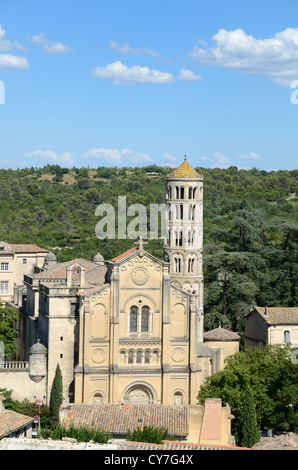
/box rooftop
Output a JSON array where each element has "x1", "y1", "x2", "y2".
[
  {"x1": 0, "y1": 242, "x2": 50, "y2": 254},
  {"x1": 204, "y1": 326, "x2": 240, "y2": 342},
  {"x1": 250, "y1": 307, "x2": 298, "y2": 324},
  {"x1": 61, "y1": 403, "x2": 189, "y2": 436},
  {"x1": 169, "y1": 156, "x2": 201, "y2": 178}
]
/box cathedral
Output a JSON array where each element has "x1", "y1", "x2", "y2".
[{"x1": 14, "y1": 157, "x2": 239, "y2": 406}]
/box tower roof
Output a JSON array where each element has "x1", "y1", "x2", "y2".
[{"x1": 170, "y1": 156, "x2": 199, "y2": 178}]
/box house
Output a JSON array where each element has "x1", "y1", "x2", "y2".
[
  {"x1": 0, "y1": 242, "x2": 50, "y2": 303},
  {"x1": 0, "y1": 395, "x2": 34, "y2": 440},
  {"x1": 245, "y1": 306, "x2": 298, "y2": 349}
]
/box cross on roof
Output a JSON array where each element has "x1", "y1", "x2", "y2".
[{"x1": 134, "y1": 236, "x2": 148, "y2": 252}]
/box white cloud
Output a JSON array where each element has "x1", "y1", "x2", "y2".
[
  {"x1": 0, "y1": 54, "x2": 28, "y2": 70},
  {"x1": 178, "y1": 69, "x2": 202, "y2": 82},
  {"x1": 237, "y1": 152, "x2": 261, "y2": 160},
  {"x1": 164, "y1": 153, "x2": 177, "y2": 163},
  {"x1": 85, "y1": 147, "x2": 153, "y2": 165},
  {"x1": 26, "y1": 150, "x2": 75, "y2": 165},
  {"x1": 189, "y1": 28, "x2": 298, "y2": 86},
  {"x1": 29, "y1": 32, "x2": 73, "y2": 55},
  {"x1": 91, "y1": 60, "x2": 174, "y2": 85},
  {"x1": 109, "y1": 40, "x2": 160, "y2": 57},
  {"x1": 200, "y1": 152, "x2": 232, "y2": 168},
  {"x1": 0, "y1": 25, "x2": 28, "y2": 70}
]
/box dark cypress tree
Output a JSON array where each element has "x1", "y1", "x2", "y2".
[
  {"x1": 239, "y1": 386, "x2": 261, "y2": 448},
  {"x1": 50, "y1": 363, "x2": 63, "y2": 428}
]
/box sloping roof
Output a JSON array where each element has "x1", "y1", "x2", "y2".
[
  {"x1": 252, "y1": 307, "x2": 298, "y2": 325},
  {"x1": 169, "y1": 157, "x2": 200, "y2": 178},
  {"x1": 33, "y1": 258, "x2": 107, "y2": 291},
  {"x1": 112, "y1": 247, "x2": 137, "y2": 262},
  {"x1": 0, "y1": 241, "x2": 49, "y2": 254},
  {"x1": 204, "y1": 327, "x2": 240, "y2": 342},
  {"x1": 0, "y1": 409, "x2": 34, "y2": 438},
  {"x1": 61, "y1": 404, "x2": 189, "y2": 436}
]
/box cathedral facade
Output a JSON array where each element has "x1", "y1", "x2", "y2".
[{"x1": 19, "y1": 158, "x2": 239, "y2": 406}]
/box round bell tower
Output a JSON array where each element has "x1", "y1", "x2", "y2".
[{"x1": 164, "y1": 156, "x2": 204, "y2": 297}]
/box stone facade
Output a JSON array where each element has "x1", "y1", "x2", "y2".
[
  {"x1": 245, "y1": 306, "x2": 298, "y2": 349},
  {"x1": 0, "y1": 242, "x2": 49, "y2": 303}
]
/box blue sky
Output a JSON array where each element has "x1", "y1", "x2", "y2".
[{"x1": 0, "y1": 0, "x2": 297, "y2": 171}]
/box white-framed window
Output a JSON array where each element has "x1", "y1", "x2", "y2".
[
  {"x1": 0, "y1": 281, "x2": 9, "y2": 295},
  {"x1": 284, "y1": 330, "x2": 290, "y2": 344},
  {"x1": 0, "y1": 262, "x2": 9, "y2": 271},
  {"x1": 22, "y1": 259, "x2": 27, "y2": 265}
]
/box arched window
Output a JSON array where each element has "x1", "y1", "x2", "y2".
[
  {"x1": 189, "y1": 187, "x2": 193, "y2": 199},
  {"x1": 179, "y1": 230, "x2": 183, "y2": 246},
  {"x1": 128, "y1": 350, "x2": 134, "y2": 364},
  {"x1": 145, "y1": 350, "x2": 150, "y2": 364},
  {"x1": 180, "y1": 187, "x2": 184, "y2": 199},
  {"x1": 136, "y1": 350, "x2": 142, "y2": 364},
  {"x1": 141, "y1": 306, "x2": 149, "y2": 332},
  {"x1": 174, "y1": 256, "x2": 182, "y2": 273},
  {"x1": 176, "y1": 186, "x2": 179, "y2": 199},
  {"x1": 180, "y1": 204, "x2": 183, "y2": 219},
  {"x1": 284, "y1": 330, "x2": 290, "y2": 343},
  {"x1": 130, "y1": 306, "x2": 138, "y2": 332}
]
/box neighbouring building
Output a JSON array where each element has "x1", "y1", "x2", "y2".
[
  {"x1": 0, "y1": 395, "x2": 34, "y2": 440},
  {"x1": 0, "y1": 242, "x2": 50, "y2": 303},
  {"x1": 245, "y1": 306, "x2": 298, "y2": 349}
]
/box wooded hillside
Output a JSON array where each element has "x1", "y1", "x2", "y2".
[{"x1": 0, "y1": 164, "x2": 297, "y2": 336}]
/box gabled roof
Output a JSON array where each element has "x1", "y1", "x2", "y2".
[
  {"x1": 112, "y1": 247, "x2": 137, "y2": 262},
  {"x1": 0, "y1": 409, "x2": 34, "y2": 438},
  {"x1": 0, "y1": 241, "x2": 49, "y2": 254},
  {"x1": 248, "y1": 307, "x2": 298, "y2": 325}
]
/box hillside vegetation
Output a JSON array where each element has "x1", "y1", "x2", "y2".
[{"x1": 0, "y1": 164, "x2": 297, "y2": 336}]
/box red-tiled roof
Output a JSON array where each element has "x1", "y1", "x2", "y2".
[
  {"x1": 204, "y1": 327, "x2": 240, "y2": 342},
  {"x1": 61, "y1": 404, "x2": 188, "y2": 436},
  {"x1": 253, "y1": 307, "x2": 298, "y2": 324},
  {"x1": 112, "y1": 247, "x2": 137, "y2": 262},
  {"x1": 0, "y1": 241, "x2": 49, "y2": 254},
  {"x1": 0, "y1": 410, "x2": 34, "y2": 438}
]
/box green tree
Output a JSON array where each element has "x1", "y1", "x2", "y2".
[
  {"x1": 50, "y1": 364, "x2": 63, "y2": 427},
  {"x1": 197, "y1": 344, "x2": 298, "y2": 442},
  {"x1": 238, "y1": 386, "x2": 261, "y2": 447},
  {"x1": 0, "y1": 303, "x2": 19, "y2": 357},
  {"x1": 127, "y1": 425, "x2": 172, "y2": 444}
]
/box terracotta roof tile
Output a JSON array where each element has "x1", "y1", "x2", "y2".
[
  {"x1": 204, "y1": 327, "x2": 240, "y2": 342},
  {"x1": 0, "y1": 241, "x2": 49, "y2": 254},
  {"x1": 0, "y1": 410, "x2": 34, "y2": 438},
  {"x1": 112, "y1": 247, "x2": 137, "y2": 262},
  {"x1": 61, "y1": 404, "x2": 189, "y2": 436},
  {"x1": 254, "y1": 307, "x2": 298, "y2": 324}
]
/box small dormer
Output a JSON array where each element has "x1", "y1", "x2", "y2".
[{"x1": 66, "y1": 263, "x2": 85, "y2": 288}]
